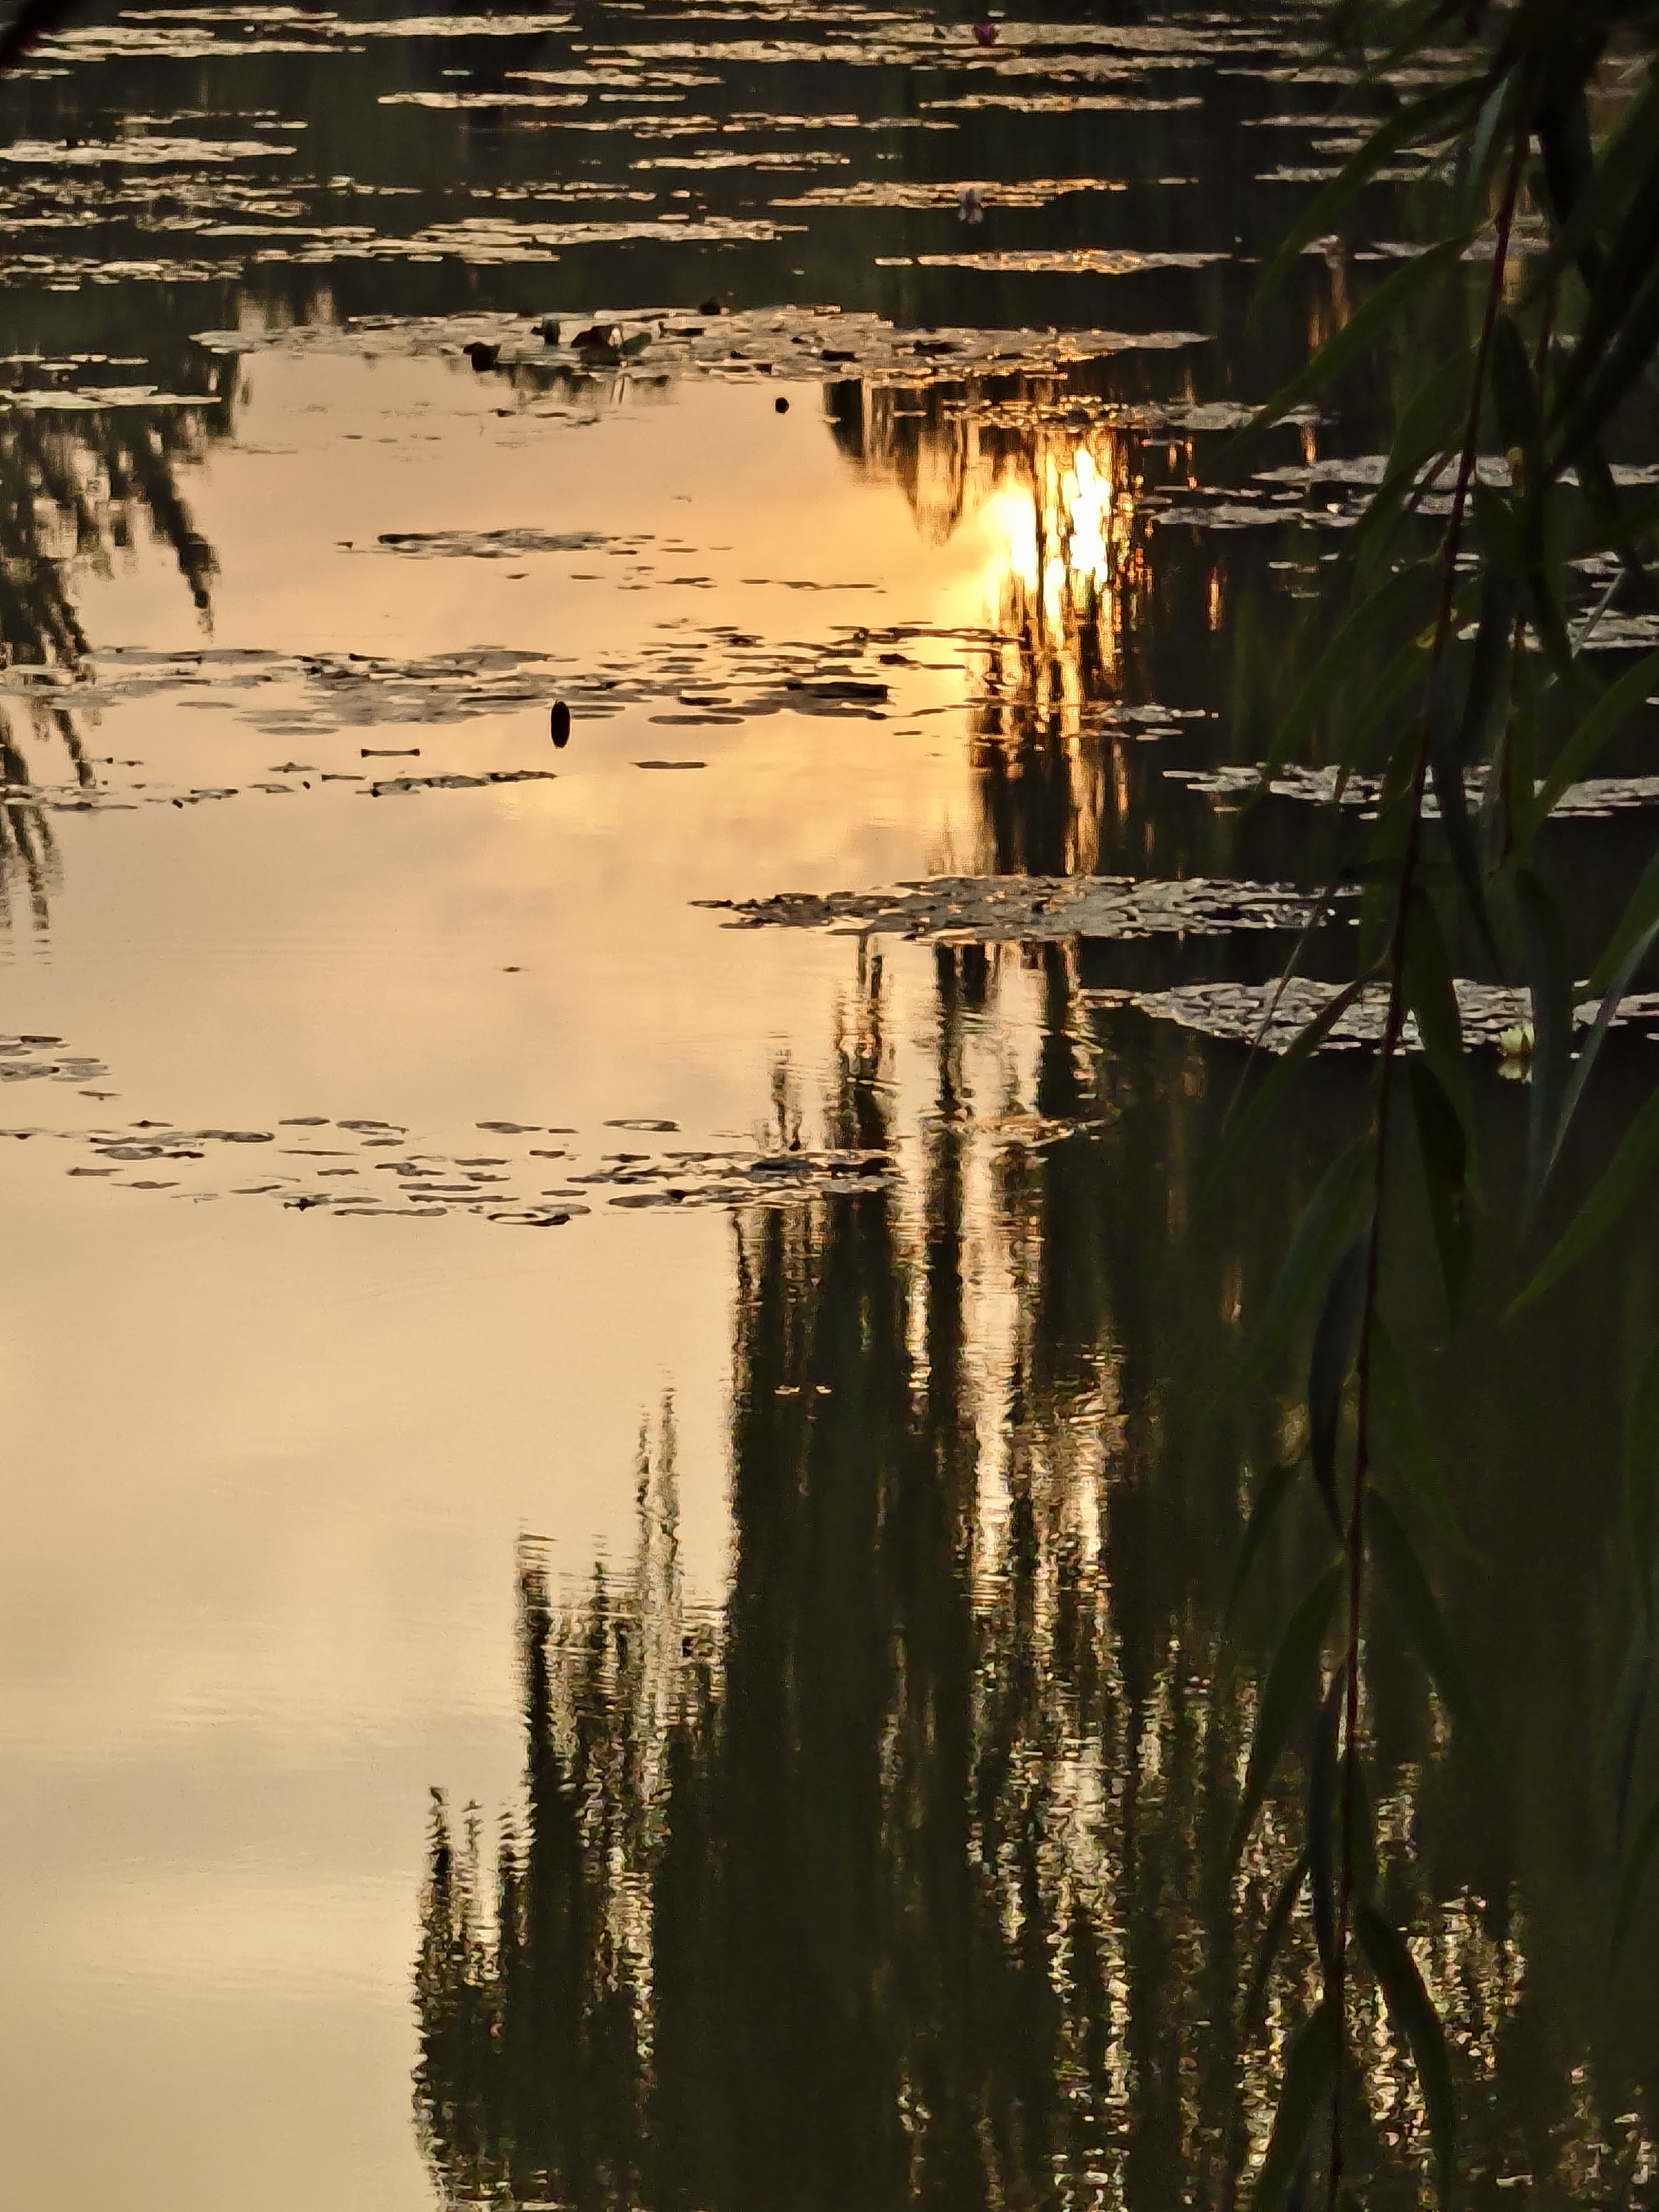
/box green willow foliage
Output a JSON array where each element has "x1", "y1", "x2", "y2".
[{"x1": 1222, "y1": 0, "x2": 1659, "y2": 2203}]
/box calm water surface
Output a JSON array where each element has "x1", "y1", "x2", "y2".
[{"x1": 2, "y1": 3, "x2": 1657, "y2": 2207}]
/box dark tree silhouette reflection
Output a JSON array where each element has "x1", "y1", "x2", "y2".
[
  {"x1": 417, "y1": 949, "x2": 1659, "y2": 2211},
  {"x1": 0, "y1": 367, "x2": 228, "y2": 927}
]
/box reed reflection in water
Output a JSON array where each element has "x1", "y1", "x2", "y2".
[{"x1": 415, "y1": 954, "x2": 1654, "y2": 2212}]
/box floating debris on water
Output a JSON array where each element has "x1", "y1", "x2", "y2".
[
  {"x1": 1082, "y1": 977, "x2": 1659, "y2": 1054},
  {"x1": 706, "y1": 873, "x2": 1344, "y2": 941},
  {"x1": 0, "y1": 1035, "x2": 108, "y2": 1085},
  {"x1": 190, "y1": 305, "x2": 1208, "y2": 386},
  {"x1": 4, "y1": 1107, "x2": 911, "y2": 1224},
  {"x1": 366, "y1": 769, "x2": 557, "y2": 797},
  {"x1": 1166, "y1": 763, "x2": 1659, "y2": 818}
]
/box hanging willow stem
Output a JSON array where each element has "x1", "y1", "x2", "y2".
[{"x1": 1323, "y1": 126, "x2": 1526, "y2": 2210}]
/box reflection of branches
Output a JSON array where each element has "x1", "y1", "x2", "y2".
[
  {"x1": 828, "y1": 374, "x2": 1162, "y2": 879},
  {"x1": 413, "y1": 949, "x2": 1654, "y2": 2208},
  {"x1": 0, "y1": 379, "x2": 227, "y2": 925},
  {"x1": 826, "y1": 379, "x2": 981, "y2": 545},
  {"x1": 0, "y1": 709, "x2": 58, "y2": 928}
]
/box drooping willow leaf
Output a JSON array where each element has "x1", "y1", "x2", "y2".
[
  {"x1": 1488, "y1": 310, "x2": 1544, "y2": 485},
  {"x1": 1407, "y1": 1060, "x2": 1474, "y2": 1317},
  {"x1": 1553, "y1": 256, "x2": 1659, "y2": 470},
  {"x1": 1534, "y1": 83, "x2": 1596, "y2": 254},
  {"x1": 1251, "y1": 80, "x2": 1485, "y2": 307},
  {"x1": 1547, "y1": 892, "x2": 1659, "y2": 1192},
  {"x1": 1522, "y1": 74, "x2": 1659, "y2": 307},
  {"x1": 1248, "y1": 2000, "x2": 1339, "y2": 2212},
  {"x1": 1250, "y1": 237, "x2": 1476, "y2": 441},
  {"x1": 1574, "y1": 439, "x2": 1655, "y2": 596},
  {"x1": 1262, "y1": 562, "x2": 1434, "y2": 779},
  {"x1": 1368, "y1": 1489, "x2": 1494, "y2": 1761},
  {"x1": 1244, "y1": 1137, "x2": 1375, "y2": 1378},
  {"x1": 1307, "y1": 1671, "x2": 1344, "y2": 1980},
  {"x1": 0, "y1": 0, "x2": 78, "y2": 69},
  {"x1": 1242, "y1": 1851, "x2": 1309, "y2": 2036},
  {"x1": 1231, "y1": 1563, "x2": 1345, "y2": 1866},
  {"x1": 1349, "y1": 1742, "x2": 1380, "y2": 1904},
  {"x1": 1433, "y1": 570, "x2": 1512, "y2": 937},
  {"x1": 1623, "y1": 1334, "x2": 1659, "y2": 1620},
  {"x1": 1512, "y1": 1083, "x2": 1659, "y2": 1312},
  {"x1": 1516, "y1": 869, "x2": 1574, "y2": 1215},
  {"x1": 1213, "y1": 976, "x2": 1378, "y2": 1199},
  {"x1": 1609, "y1": 1790, "x2": 1659, "y2": 1957},
  {"x1": 1227, "y1": 1461, "x2": 1306, "y2": 1626},
  {"x1": 1589, "y1": 838, "x2": 1659, "y2": 1000},
  {"x1": 1548, "y1": 130, "x2": 1659, "y2": 451},
  {"x1": 1337, "y1": 629, "x2": 1440, "y2": 783},
  {"x1": 1349, "y1": 347, "x2": 1476, "y2": 580},
  {"x1": 1401, "y1": 887, "x2": 1473, "y2": 1143},
  {"x1": 1370, "y1": 1321, "x2": 1479, "y2": 1558},
  {"x1": 1354, "y1": 1899, "x2": 1458, "y2": 2207},
  {"x1": 1310, "y1": 1241, "x2": 1369, "y2": 1533},
  {"x1": 1599, "y1": 1617, "x2": 1653, "y2": 1843},
  {"x1": 1534, "y1": 648, "x2": 1659, "y2": 819}
]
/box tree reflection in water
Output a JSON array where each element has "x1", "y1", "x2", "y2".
[
  {"x1": 0, "y1": 368, "x2": 227, "y2": 927},
  {"x1": 826, "y1": 368, "x2": 1206, "y2": 885},
  {"x1": 416, "y1": 949, "x2": 1653, "y2": 2210}
]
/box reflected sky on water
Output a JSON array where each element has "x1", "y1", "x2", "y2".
[{"x1": 1, "y1": 2, "x2": 1657, "y2": 2207}]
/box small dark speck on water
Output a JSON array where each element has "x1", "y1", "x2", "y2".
[
  {"x1": 697, "y1": 296, "x2": 724, "y2": 316},
  {"x1": 362, "y1": 747, "x2": 419, "y2": 759},
  {"x1": 775, "y1": 396, "x2": 789, "y2": 414},
  {"x1": 464, "y1": 342, "x2": 501, "y2": 372},
  {"x1": 550, "y1": 700, "x2": 571, "y2": 748}
]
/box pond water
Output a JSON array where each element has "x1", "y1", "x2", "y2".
[{"x1": 2, "y1": 3, "x2": 1657, "y2": 2208}]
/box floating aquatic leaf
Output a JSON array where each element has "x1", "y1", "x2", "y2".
[{"x1": 717, "y1": 873, "x2": 1345, "y2": 943}]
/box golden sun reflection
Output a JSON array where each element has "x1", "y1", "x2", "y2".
[
  {"x1": 966, "y1": 419, "x2": 1153, "y2": 878},
  {"x1": 824, "y1": 373, "x2": 1166, "y2": 878},
  {"x1": 972, "y1": 423, "x2": 1147, "y2": 711}
]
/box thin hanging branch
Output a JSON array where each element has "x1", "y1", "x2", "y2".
[{"x1": 1324, "y1": 130, "x2": 1526, "y2": 2208}]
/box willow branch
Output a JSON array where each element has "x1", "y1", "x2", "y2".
[{"x1": 1324, "y1": 126, "x2": 1526, "y2": 2209}]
